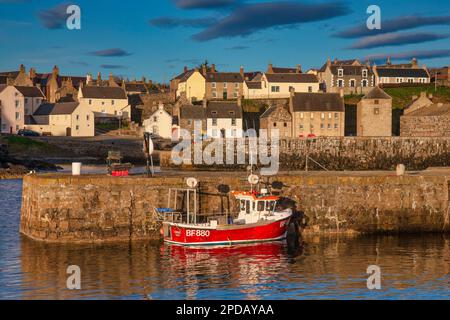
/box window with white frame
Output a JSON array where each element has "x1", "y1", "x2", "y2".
[
  {"x1": 362, "y1": 69, "x2": 368, "y2": 77},
  {"x1": 338, "y1": 79, "x2": 344, "y2": 87},
  {"x1": 231, "y1": 118, "x2": 236, "y2": 126},
  {"x1": 15, "y1": 100, "x2": 19, "y2": 107},
  {"x1": 350, "y1": 80, "x2": 355, "y2": 87},
  {"x1": 15, "y1": 112, "x2": 20, "y2": 120},
  {"x1": 212, "y1": 82, "x2": 216, "y2": 88},
  {"x1": 271, "y1": 86, "x2": 280, "y2": 92},
  {"x1": 234, "y1": 83, "x2": 239, "y2": 89},
  {"x1": 308, "y1": 86, "x2": 312, "y2": 92},
  {"x1": 223, "y1": 82, "x2": 227, "y2": 88},
  {"x1": 212, "y1": 118, "x2": 217, "y2": 126},
  {"x1": 362, "y1": 80, "x2": 368, "y2": 87},
  {"x1": 338, "y1": 69, "x2": 343, "y2": 77}
]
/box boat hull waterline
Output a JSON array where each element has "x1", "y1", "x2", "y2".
[{"x1": 163, "y1": 217, "x2": 291, "y2": 246}]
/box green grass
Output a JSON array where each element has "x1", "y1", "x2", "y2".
[{"x1": 1, "y1": 136, "x2": 59, "y2": 154}]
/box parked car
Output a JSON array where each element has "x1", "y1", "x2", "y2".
[{"x1": 17, "y1": 129, "x2": 40, "y2": 137}]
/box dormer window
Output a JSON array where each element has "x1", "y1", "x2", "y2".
[
  {"x1": 229, "y1": 111, "x2": 235, "y2": 116},
  {"x1": 338, "y1": 69, "x2": 343, "y2": 77},
  {"x1": 211, "y1": 111, "x2": 218, "y2": 116},
  {"x1": 362, "y1": 69, "x2": 368, "y2": 77},
  {"x1": 212, "y1": 82, "x2": 216, "y2": 88}
]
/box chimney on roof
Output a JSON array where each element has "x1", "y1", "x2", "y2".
[
  {"x1": 211, "y1": 63, "x2": 216, "y2": 73},
  {"x1": 387, "y1": 57, "x2": 391, "y2": 66},
  {"x1": 97, "y1": 72, "x2": 102, "y2": 85},
  {"x1": 334, "y1": 58, "x2": 338, "y2": 64},
  {"x1": 202, "y1": 98, "x2": 208, "y2": 109},
  {"x1": 296, "y1": 64, "x2": 302, "y2": 73},
  {"x1": 52, "y1": 65, "x2": 59, "y2": 76},
  {"x1": 86, "y1": 73, "x2": 93, "y2": 86},
  {"x1": 19, "y1": 64, "x2": 25, "y2": 74},
  {"x1": 79, "y1": 80, "x2": 84, "y2": 89},
  {"x1": 268, "y1": 63, "x2": 274, "y2": 74},
  {"x1": 202, "y1": 64, "x2": 207, "y2": 76},
  {"x1": 411, "y1": 58, "x2": 418, "y2": 68},
  {"x1": 121, "y1": 79, "x2": 126, "y2": 90},
  {"x1": 29, "y1": 67, "x2": 36, "y2": 79},
  {"x1": 184, "y1": 66, "x2": 188, "y2": 73},
  {"x1": 327, "y1": 58, "x2": 331, "y2": 67},
  {"x1": 240, "y1": 65, "x2": 244, "y2": 77}
]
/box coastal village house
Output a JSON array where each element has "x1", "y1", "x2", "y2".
[
  {"x1": 78, "y1": 85, "x2": 130, "y2": 122},
  {"x1": 357, "y1": 87, "x2": 392, "y2": 137},
  {"x1": 176, "y1": 69, "x2": 206, "y2": 103},
  {"x1": 244, "y1": 64, "x2": 319, "y2": 99},
  {"x1": 373, "y1": 58, "x2": 430, "y2": 85},
  {"x1": 205, "y1": 65, "x2": 244, "y2": 100},
  {"x1": 431, "y1": 66, "x2": 450, "y2": 87},
  {"x1": 179, "y1": 104, "x2": 206, "y2": 137},
  {"x1": 0, "y1": 85, "x2": 45, "y2": 134},
  {"x1": 401, "y1": 92, "x2": 450, "y2": 137},
  {"x1": 143, "y1": 102, "x2": 174, "y2": 139},
  {"x1": 318, "y1": 59, "x2": 374, "y2": 94},
  {"x1": 289, "y1": 89, "x2": 345, "y2": 137},
  {"x1": 25, "y1": 102, "x2": 94, "y2": 137},
  {"x1": 259, "y1": 104, "x2": 292, "y2": 138},
  {"x1": 206, "y1": 101, "x2": 243, "y2": 138}
]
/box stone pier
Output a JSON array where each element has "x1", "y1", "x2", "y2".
[{"x1": 20, "y1": 169, "x2": 450, "y2": 243}]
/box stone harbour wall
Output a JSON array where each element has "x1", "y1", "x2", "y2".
[{"x1": 20, "y1": 171, "x2": 450, "y2": 243}]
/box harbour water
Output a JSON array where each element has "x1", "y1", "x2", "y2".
[{"x1": 0, "y1": 179, "x2": 449, "y2": 300}]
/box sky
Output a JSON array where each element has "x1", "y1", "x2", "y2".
[{"x1": 1, "y1": 0, "x2": 450, "y2": 82}]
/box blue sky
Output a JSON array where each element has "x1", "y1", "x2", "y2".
[{"x1": 1, "y1": 0, "x2": 449, "y2": 82}]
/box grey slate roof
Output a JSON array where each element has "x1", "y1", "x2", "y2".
[
  {"x1": 265, "y1": 73, "x2": 318, "y2": 83},
  {"x1": 362, "y1": 87, "x2": 391, "y2": 100},
  {"x1": 245, "y1": 81, "x2": 262, "y2": 89},
  {"x1": 179, "y1": 105, "x2": 206, "y2": 119},
  {"x1": 403, "y1": 103, "x2": 450, "y2": 117},
  {"x1": 376, "y1": 68, "x2": 429, "y2": 78},
  {"x1": 260, "y1": 105, "x2": 291, "y2": 119},
  {"x1": 291, "y1": 93, "x2": 344, "y2": 112},
  {"x1": 329, "y1": 65, "x2": 372, "y2": 76},
  {"x1": 205, "y1": 72, "x2": 243, "y2": 83},
  {"x1": 34, "y1": 102, "x2": 79, "y2": 116},
  {"x1": 206, "y1": 101, "x2": 242, "y2": 118},
  {"x1": 14, "y1": 86, "x2": 45, "y2": 98},
  {"x1": 81, "y1": 86, "x2": 127, "y2": 99}
]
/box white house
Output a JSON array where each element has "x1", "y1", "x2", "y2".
[
  {"x1": 78, "y1": 85, "x2": 130, "y2": 121},
  {"x1": 206, "y1": 101, "x2": 243, "y2": 138},
  {"x1": 143, "y1": 102, "x2": 174, "y2": 139},
  {"x1": 243, "y1": 73, "x2": 319, "y2": 99},
  {"x1": 0, "y1": 85, "x2": 45, "y2": 134},
  {"x1": 25, "y1": 102, "x2": 95, "y2": 137}
]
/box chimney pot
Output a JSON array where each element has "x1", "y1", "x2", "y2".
[
  {"x1": 296, "y1": 64, "x2": 302, "y2": 73},
  {"x1": 211, "y1": 64, "x2": 216, "y2": 73}
]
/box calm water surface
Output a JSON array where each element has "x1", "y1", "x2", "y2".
[{"x1": 0, "y1": 179, "x2": 449, "y2": 300}]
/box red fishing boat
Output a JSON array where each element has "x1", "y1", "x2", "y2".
[{"x1": 156, "y1": 176, "x2": 293, "y2": 246}]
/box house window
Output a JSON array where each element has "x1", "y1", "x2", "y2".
[
  {"x1": 362, "y1": 69, "x2": 368, "y2": 77},
  {"x1": 338, "y1": 69, "x2": 343, "y2": 77},
  {"x1": 350, "y1": 80, "x2": 355, "y2": 87},
  {"x1": 308, "y1": 86, "x2": 312, "y2": 93},
  {"x1": 321, "y1": 113, "x2": 325, "y2": 119},
  {"x1": 338, "y1": 79, "x2": 344, "y2": 87},
  {"x1": 408, "y1": 78, "x2": 414, "y2": 83},
  {"x1": 212, "y1": 82, "x2": 216, "y2": 88},
  {"x1": 76, "y1": 115, "x2": 79, "y2": 120},
  {"x1": 187, "y1": 120, "x2": 192, "y2": 126},
  {"x1": 112, "y1": 100, "x2": 115, "y2": 105},
  {"x1": 223, "y1": 82, "x2": 227, "y2": 88},
  {"x1": 76, "y1": 125, "x2": 79, "y2": 130},
  {"x1": 334, "y1": 113, "x2": 339, "y2": 119},
  {"x1": 212, "y1": 91, "x2": 217, "y2": 98},
  {"x1": 89, "y1": 100, "x2": 92, "y2": 105},
  {"x1": 102, "y1": 109, "x2": 106, "y2": 113},
  {"x1": 327, "y1": 123, "x2": 331, "y2": 129},
  {"x1": 299, "y1": 124, "x2": 304, "y2": 129},
  {"x1": 15, "y1": 112, "x2": 20, "y2": 120},
  {"x1": 25, "y1": 98, "x2": 28, "y2": 103},
  {"x1": 334, "y1": 123, "x2": 338, "y2": 129},
  {"x1": 320, "y1": 123, "x2": 324, "y2": 129},
  {"x1": 153, "y1": 116, "x2": 158, "y2": 122},
  {"x1": 396, "y1": 78, "x2": 403, "y2": 83},
  {"x1": 87, "y1": 115, "x2": 90, "y2": 121},
  {"x1": 102, "y1": 101, "x2": 105, "y2": 105},
  {"x1": 212, "y1": 118, "x2": 217, "y2": 126},
  {"x1": 233, "y1": 92, "x2": 238, "y2": 98},
  {"x1": 374, "y1": 99, "x2": 379, "y2": 105},
  {"x1": 310, "y1": 113, "x2": 314, "y2": 119},
  {"x1": 361, "y1": 80, "x2": 368, "y2": 87},
  {"x1": 15, "y1": 100, "x2": 19, "y2": 107},
  {"x1": 328, "y1": 113, "x2": 332, "y2": 119},
  {"x1": 231, "y1": 118, "x2": 236, "y2": 126},
  {"x1": 284, "y1": 122, "x2": 287, "y2": 127},
  {"x1": 374, "y1": 108, "x2": 380, "y2": 115},
  {"x1": 271, "y1": 86, "x2": 280, "y2": 92},
  {"x1": 300, "y1": 112, "x2": 304, "y2": 119},
  {"x1": 273, "y1": 122, "x2": 277, "y2": 127},
  {"x1": 234, "y1": 83, "x2": 239, "y2": 88}
]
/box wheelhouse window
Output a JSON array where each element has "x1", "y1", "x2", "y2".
[{"x1": 265, "y1": 201, "x2": 275, "y2": 212}]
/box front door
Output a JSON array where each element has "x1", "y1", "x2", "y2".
[
  {"x1": 223, "y1": 91, "x2": 227, "y2": 100},
  {"x1": 66, "y1": 127, "x2": 71, "y2": 136}
]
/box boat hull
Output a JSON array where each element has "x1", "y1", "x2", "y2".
[{"x1": 163, "y1": 217, "x2": 291, "y2": 246}]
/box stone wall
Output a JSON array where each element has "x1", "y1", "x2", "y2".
[
  {"x1": 162, "y1": 137, "x2": 450, "y2": 171},
  {"x1": 401, "y1": 115, "x2": 450, "y2": 137},
  {"x1": 20, "y1": 171, "x2": 450, "y2": 243}
]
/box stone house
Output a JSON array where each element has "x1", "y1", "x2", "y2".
[
  {"x1": 431, "y1": 66, "x2": 450, "y2": 87},
  {"x1": 400, "y1": 103, "x2": 450, "y2": 137},
  {"x1": 78, "y1": 85, "x2": 130, "y2": 121},
  {"x1": 143, "y1": 102, "x2": 174, "y2": 139},
  {"x1": 403, "y1": 92, "x2": 434, "y2": 115},
  {"x1": 206, "y1": 101, "x2": 243, "y2": 138},
  {"x1": 289, "y1": 90, "x2": 345, "y2": 137},
  {"x1": 373, "y1": 58, "x2": 430, "y2": 85},
  {"x1": 318, "y1": 58, "x2": 374, "y2": 94},
  {"x1": 205, "y1": 65, "x2": 244, "y2": 100},
  {"x1": 0, "y1": 85, "x2": 45, "y2": 134},
  {"x1": 25, "y1": 102, "x2": 95, "y2": 137},
  {"x1": 259, "y1": 104, "x2": 292, "y2": 138},
  {"x1": 179, "y1": 104, "x2": 206, "y2": 137},
  {"x1": 357, "y1": 87, "x2": 392, "y2": 137}
]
